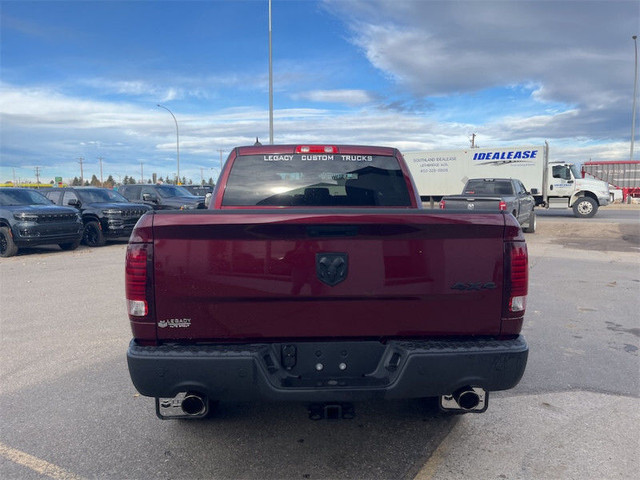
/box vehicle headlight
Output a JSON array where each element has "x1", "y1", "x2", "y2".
[
  {"x1": 102, "y1": 209, "x2": 123, "y2": 216},
  {"x1": 180, "y1": 204, "x2": 196, "y2": 210},
  {"x1": 13, "y1": 212, "x2": 39, "y2": 221}
]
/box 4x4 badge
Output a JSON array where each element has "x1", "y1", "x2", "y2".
[
  {"x1": 451, "y1": 282, "x2": 496, "y2": 291},
  {"x1": 316, "y1": 253, "x2": 348, "y2": 286}
]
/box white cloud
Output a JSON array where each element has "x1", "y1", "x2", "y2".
[
  {"x1": 324, "y1": 0, "x2": 640, "y2": 140},
  {"x1": 294, "y1": 89, "x2": 375, "y2": 105}
]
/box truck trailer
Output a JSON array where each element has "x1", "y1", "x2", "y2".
[
  {"x1": 403, "y1": 143, "x2": 611, "y2": 218},
  {"x1": 581, "y1": 160, "x2": 640, "y2": 202}
]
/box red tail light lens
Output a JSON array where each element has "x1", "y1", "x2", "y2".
[
  {"x1": 126, "y1": 243, "x2": 150, "y2": 317},
  {"x1": 499, "y1": 201, "x2": 507, "y2": 211},
  {"x1": 504, "y1": 241, "x2": 528, "y2": 317},
  {"x1": 439, "y1": 200, "x2": 446, "y2": 209}
]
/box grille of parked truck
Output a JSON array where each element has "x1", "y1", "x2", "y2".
[
  {"x1": 125, "y1": 144, "x2": 529, "y2": 419},
  {"x1": 0, "y1": 187, "x2": 83, "y2": 257},
  {"x1": 45, "y1": 187, "x2": 151, "y2": 247}
]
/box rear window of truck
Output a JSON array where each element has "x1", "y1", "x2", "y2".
[
  {"x1": 464, "y1": 180, "x2": 514, "y2": 195},
  {"x1": 222, "y1": 154, "x2": 412, "y2": 207}
]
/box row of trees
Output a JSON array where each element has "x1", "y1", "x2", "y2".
[
  {"x1": 67, "y1": 174, "x2": 216, "y2": 187},
  {"x1": 70, "y1": 175, "x2": 116, "y2": 187}
]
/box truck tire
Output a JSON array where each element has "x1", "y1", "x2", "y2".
[
  {"x1": 83, "y1": 221, "x2": 106, "y2": 247},
  {"x1": 572, "y1": 197, "x2": 598, "y2": 218},
  {"x1": 523, "y1": 210, "x2": 536, "y2": 233},
  {"x1": 59, "y1": 239, "x2": 81, "y2": 251},
  {"x1": 0, "y1": 226, "x2": 19, "y2": 257}
]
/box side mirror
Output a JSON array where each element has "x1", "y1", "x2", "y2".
[
  {"x1": 142, "y1": 193, "x2": 158, "y2": 202},
  {"x1": 530, "y1": 188, "x2": 539, "y2": 195},
  {"x1": 204, "y1": 193, "x2": 212, "y2": 208},
  {"x1": 67, "y1": 198, "x2": 80, "y2": 207}
]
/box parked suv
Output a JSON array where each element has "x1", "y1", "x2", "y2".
[
  {"x1": 182, "y1": 185, "x2": 214, "y2": 196},
  {"x1": 118, "y1": 184, "x2": 205, "y2": 210},
  {"x1": 44, "y1": 187, "x2": 151, "y2": 247},
  {"x1": 0, "y1": 188, "x2": 83, "y2": 257}
]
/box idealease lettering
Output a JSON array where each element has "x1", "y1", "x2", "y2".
[{"x1": 473, "y1": 150, "x2": 538, "y2": 160}]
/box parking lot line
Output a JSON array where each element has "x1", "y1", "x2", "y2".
[{"x1": 0, "y1": 441, "x2": 85, "y2": 480}]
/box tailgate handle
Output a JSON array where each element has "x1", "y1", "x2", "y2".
[{"x1": 307, "y1": 226, "x2": 359, "y2": 237}]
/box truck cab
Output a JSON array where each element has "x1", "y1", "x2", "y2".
[
  {"x1": 118, "y1": 184, "x2": 206, "y2": 210},
  {"x1": 543, "y1": 162, "x2": 610, "y2": 217}
]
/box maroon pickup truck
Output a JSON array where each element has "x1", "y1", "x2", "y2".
[{"x1": 126, "y1": 145, "x2": 528, "y2": 419}]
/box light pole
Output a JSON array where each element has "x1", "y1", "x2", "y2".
[
  {"x1": 631, "y1": 35, "x2": 638, "y2": 161},
  {"x1": 157, "y1": 104, "x2": 181, "y2": 184},
  {"x1": 268, "y1": 0, "x2": 274, "y2": 144}
]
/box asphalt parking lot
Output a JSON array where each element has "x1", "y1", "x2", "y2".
[{"x1": 1, "y1": 205, "x2": 638, "y2": 480}]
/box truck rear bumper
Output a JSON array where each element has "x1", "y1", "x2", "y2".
[{"x1": 127, "y1": 336, "x2": 528, "y2": 402}]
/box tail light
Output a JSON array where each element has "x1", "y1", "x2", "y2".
[
  {"x1": 125, "y1": 214, "x2": 156, "y2": 343},
  {"x1": 502, "y1": 241, "x2": 528, "y2": 334},
  {"x1": 126, "y1": 243, "x2": 150, "y2": 317},
  {"x1": 439, "y1": 200, "x2": 445, "y2": 209},
  {"x1": 499, "y1": 201, "x2": 507, "y2": 211},
  {"x1": 295, "y1": 145, "x2": 338, "y2": 153}
]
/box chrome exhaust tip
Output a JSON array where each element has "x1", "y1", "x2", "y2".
[
  {"x1": 156, "y1": 392, "x2": 209, "y2": 419},
  {"x1": 440, "y1": 387, "x2": 488, "y2": 413},
  {"x1": 181, "y1": 393, "x2": 207, "y2": 416},
  {"x1": 455, "y1": 389, "x2": 481, "y2": 410}
]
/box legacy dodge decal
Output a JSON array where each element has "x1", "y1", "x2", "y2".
[{"x1": 158, "y1": 318, "x2": 192, "y2": 328}]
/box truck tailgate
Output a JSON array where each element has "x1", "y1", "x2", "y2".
[
  {"x1": 441, "y1": 196, "x2": 505, "y2": 211},
  {"x1": 150, "y1": 210, "x2": 507, "y2": 340}
]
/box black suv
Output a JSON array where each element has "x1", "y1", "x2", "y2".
[
  {"x1": 0, "y1": 188, "x2": 83, "y2": 257},
  {"x1": 182, "y1": 185, "x2": 214, "y2": 196},
  {"x1": 44, "y1": 187, "x2": 151, "y2": 247},
  {"x1": 118, "y1": 184, "x2": 205, "y2": 210}
]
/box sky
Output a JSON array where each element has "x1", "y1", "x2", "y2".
[{"x1": 1, "y1": 0, "x2": 639, "y2": 185}]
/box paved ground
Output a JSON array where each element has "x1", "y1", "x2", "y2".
[
  {"x1": 414, "y1": 206, "x2": 640, "y2": 479},
  {"x1": 1, "y1": 207, "x2": 638, "y2": 480},
  {"x1": 416, "y1": 392, "x2": 639, "y2": 480}
]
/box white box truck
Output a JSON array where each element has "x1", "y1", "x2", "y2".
[{"x1": 403, "y1": 143, "x2": 611, "y2": 218}]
